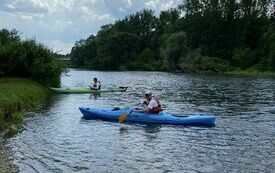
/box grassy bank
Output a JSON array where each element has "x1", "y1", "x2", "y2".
[
  {"x1": 0, "y1": 78, "x2": 50, "y2": 173},
  {"x1": 226, "y1": 69, "x2": 275, "y2": 77},
  {"x1": 0, "y1": 78, "x2": 49, "y2": 132}
]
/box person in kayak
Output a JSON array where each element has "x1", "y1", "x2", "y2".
[
  {"x1": 89, "y1": 78, "x2": 101, "y2": 90},
  {"x1": 134, "y1": 91, "x2": 162, "y2": 114}
]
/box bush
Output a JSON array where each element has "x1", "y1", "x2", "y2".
[
  {"x1": 0, "y1": 29, "x2": 65, "y2": 87},
  {"x1": 179, "y1": 50, "x2": 232, "y2": 73},
  {"x1": 232, "y1": 47, "x2": 257, "y2": 70},
  {"x1": 31, "y1": 55, "x2": 64, "y2": 87},
  {"x1": 127, "y1": 48, "x2": 161, "y2": 71}
]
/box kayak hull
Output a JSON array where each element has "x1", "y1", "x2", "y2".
[
  {"x1": 49, "y1": 87, "x2": 127, "y2": 94},
  {"x1": 79, "y1": 107, "x2": 215, "y2": 127}
]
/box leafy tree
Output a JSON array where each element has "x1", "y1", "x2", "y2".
[
  {"x1": 260, "y1": 24, "x2": 275, "y2": 71},
  {"x1": 69, "y1": 0, "x2": 274, "y2": 73},
  {"x1": 70, "y1": 35, "x2": 97, "y2": 67},
  {"x1": 160, "y1": 32, "x2": 189, "y2": 71},
  {"x1": 127, "y1": 48, "x2": 161, "y2": 70},
  {"x1": 179, "y1": 49, "x2": 231, "y2": 73},
  {"x1": 95, "y1": 32, "x2": 139, "y2": 70},
  {"x1": 158, "y1": 9, "x2": 181, "y2": 34}
]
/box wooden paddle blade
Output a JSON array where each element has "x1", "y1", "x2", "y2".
[{"x1": 119, "y1": 112, "x2": 129, "y2": 123}]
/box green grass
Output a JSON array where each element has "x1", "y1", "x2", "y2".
[
  {"x1": 226, "y1": 69, "x2": 275, "y2": 77},
  {"x1": 0, "y1": 78, "x2": 49, "y2": 131}
]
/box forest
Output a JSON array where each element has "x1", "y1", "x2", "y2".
[{"x1": 70, "y1": 0, "x2": 275, "y2": 73}]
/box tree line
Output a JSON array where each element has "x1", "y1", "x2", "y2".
[
  {"x1": 70, "y1": 0, "x2": 274, "y2": 72},
  {"x1": 0, "y1": 29, "x2": 65, "y2": 87}
]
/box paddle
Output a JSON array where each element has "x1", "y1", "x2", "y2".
[
  {"x1": 119, "y1": 86, "x2": 128, "y2": 90},
  {"x1": 118, "y1": 103, "x2": 142, "y2": 123},
  {"x1": 119, "y1": 110, "x2": 133, "y2": 123}
]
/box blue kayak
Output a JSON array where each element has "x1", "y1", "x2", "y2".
[{"x1": 79, "y1": 107, "x2": 215, "y2": 126}]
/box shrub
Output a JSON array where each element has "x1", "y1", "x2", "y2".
[
  {"x1": 0, "y1": 29, "x2": 65, "y2": 87},
  {"x1": 179, "y1": 50, "x2": 232, "y2": 73},
  {"x1": 127, "y1": 48, "x2": 161, "y2": 71},
  {"x1": 232, "y1": 47, "x2": 256, "y2": 70}
]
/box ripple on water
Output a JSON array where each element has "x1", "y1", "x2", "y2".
[{"x1": 8, "y1": 70, "x2": 275, "y2": 173}]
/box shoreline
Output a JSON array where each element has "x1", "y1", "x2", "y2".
[
  {"x1": 0, "y1": 138, "x2": 19, "y2": 173},
  {"x1": 69, "y1": 67, "x2": 275, "y2": 77},
  {"x1": 225, "y1": 70, "x2": 275, "y2": 77},
  {"x1": 0, "y1": 78, "x2": 51, "y2": 173}
]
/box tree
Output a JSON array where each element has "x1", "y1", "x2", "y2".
[
  {"x1": 95, "y1": 32, "x2": 140, "y2": 70},
  {"x1": 127, "y1": 48, "x2": 161, "y2": 70},
  {"x1": 261, "y1": 24, "x2": 275, "y2": 71},
  {"x1": 160, "y1": 32, "x2": 189, "y2": 71},
  {"x1": 158, "y1": 9, "x2": 181, "y2": 34},
  {"x1": 69, "y1": 0, "x2": 274, "y2": 72}
]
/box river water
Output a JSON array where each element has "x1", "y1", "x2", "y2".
[{"x1": 8, "y1": 69, "x2": 275, "y2": 173}]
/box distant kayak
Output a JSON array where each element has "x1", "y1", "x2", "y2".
[
  {"x1": 49, "y1": 87, "x2": 127, "y2": 94},
  {"x1": 79, "y1": 107, "x2": 215, "y2": 127}
]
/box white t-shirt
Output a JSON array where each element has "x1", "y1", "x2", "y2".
[
  {"x1": 91, "y1": 81, "x2": 101, "y2": 89},
  {"x1": 147, "y1": 98, "x2": 159, "y2": 109}
]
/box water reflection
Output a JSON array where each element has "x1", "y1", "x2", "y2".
[
  {"x1": 8, "y1": 70, "x2": 275, "y2": 173},
  {"x1": 142, "y1": 125, "x2": 160, "y2": 142},
  {"x1": 89, "y1": 92, "x2": 101, "y2": 99},
  {"x1": 119, "y1": 125, "x2": 160, "y2": 135},
  {"x1": 142, "y1": 125, "x2": 160, "y2": 134}
]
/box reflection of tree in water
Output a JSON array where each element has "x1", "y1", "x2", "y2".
[{"x1": 89, "y1": 92, "x2": 101, "y2": 99}]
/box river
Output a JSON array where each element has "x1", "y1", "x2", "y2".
[{"x1": 7, "y1": 69, "x2": 275, "y2": 173}]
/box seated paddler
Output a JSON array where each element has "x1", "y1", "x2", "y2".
[
  {"x1": 89, "y1": 77, "x2": 101, "y2": 90},
  {"x1": 133, "y1": 91, "x2": 162, "y2": 114}
]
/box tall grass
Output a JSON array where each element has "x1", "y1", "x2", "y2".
[{"x1": 0, "y1": 78, "x2": 49, "y2": 130}]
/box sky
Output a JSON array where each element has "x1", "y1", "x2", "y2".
[{"x1": 0, "y1": 0, "x2": 183, "y2": 54}]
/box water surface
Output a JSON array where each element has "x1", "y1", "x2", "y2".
[{"x1": 9, "y1": 69, "x2": 275, "y2": 172}]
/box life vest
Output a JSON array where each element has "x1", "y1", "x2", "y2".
[
  {"x1": 147, "y1": 97, "x2": 162, "y2": 114},
  {"x1": 93, "y1": 81, "x2": 101, "y2": 89}
]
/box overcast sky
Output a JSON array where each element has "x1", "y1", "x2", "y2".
[{"x1": 0, "y1": 0, "x2": 182, "y2": 54}]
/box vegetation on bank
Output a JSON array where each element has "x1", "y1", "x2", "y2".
[
  {"x1": 70, "y1": 0, "x2": 275, "y2": 74},
  {"x1": 0, "y1": 29, "x2": 66, "y2": 87},
  {"x1": 0, "y1": 78, "x2": 49, "y2": 132},
  {"x1": 0, "y1": 78, "x2": 48, "y2": 172},
  {"x1": 226, "y1": 69, "x2": 275, "y2": 77},
  {"x1": 0, "y1": 28, "x2": 65, "y2": 136},
  {"x1": 0, "y1": 29, "x2": 65, "y2": 170}
]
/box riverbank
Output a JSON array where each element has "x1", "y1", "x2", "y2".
[
  {"x1": 226, "y1": 69, "x2": 275, "y2": 77},
  {"x1": 0, "y1": 78, "x2": 50, "y2": 173},
  {"x1": 0, "y1": 78, "x2": 49, "y2": 131},
  {"x1": 69, "y1": 67, "x2": 275, "y2": 78},
  {"x1": 0, "y1": 139, "x2": 18, "y2": 173}
]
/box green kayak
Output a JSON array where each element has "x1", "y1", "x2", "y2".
[{"x1": 49, "y1": 87, "x2": 127, "y2": 94}]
